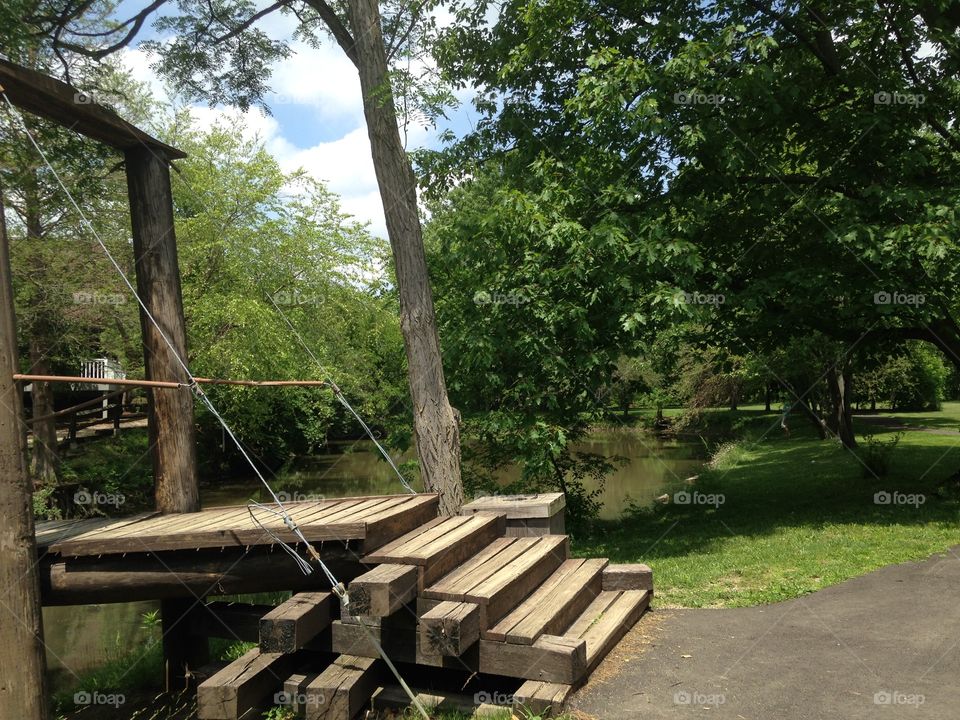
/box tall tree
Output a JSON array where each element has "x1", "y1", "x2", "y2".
[{"x1": 28, "y1": 0, "x2": 465, "y2": 512}]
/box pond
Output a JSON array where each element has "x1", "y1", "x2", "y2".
[{"x1": 45, "y1": 428, "x2": 706, "y2": 690}]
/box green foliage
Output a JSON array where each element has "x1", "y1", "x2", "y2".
[
  {"x1": 859, "y1": 344, "x2": 950, "y2": 411},
  {"x1": 60, "y1": 430, "x2": 154, "y2": 511},
  {"x1": 857, "y1": 432, "x2": 905, "y2": 479}
]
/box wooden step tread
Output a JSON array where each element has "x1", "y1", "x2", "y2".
[
  {"x1": 363, "y1": 513, "x2": 503, "y2": 565},
  {"x1": 486, "y1": 558, "x2": 607, "y2": 643},
  {"x1": 563, "y1": 589, "x2": 650, "y2": 673}
]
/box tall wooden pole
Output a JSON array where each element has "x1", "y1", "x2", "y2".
[
  {"x1": 125, "y1": 146, "x2": 199, "y2": 514},
  {"x1": 0, "y1": 186, "x2": 49, "y2": 720}
]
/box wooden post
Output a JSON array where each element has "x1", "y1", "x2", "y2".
[
  {"x1": 161, "y1": 597, "x2": 209, "y2": 690},
  {"x1": 125, "y1": 146, "x2": 199, "y2": 513},
  {"x1": 0, "y1": 187, "x2": 48, "y2": 719}
]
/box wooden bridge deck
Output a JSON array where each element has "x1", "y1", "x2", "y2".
[{"x1": 36, "y1": 494, "x2": 439, "y2": 557}]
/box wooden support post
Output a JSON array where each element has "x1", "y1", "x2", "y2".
[
  {"x1": 601, "y1": 563, "x2": 654, "y2": 592},
  {"x1": 347, "y1": 563, "x2": 418, "y2": 616},
  {"x1": 0, "y1": 185, "x2": 48, "y2": 720},
  {"x1": 161, "y1": 597, "x2": 209, "y2": 690},
  {"x1": 124, "y1": 146, "x2": 199, "y2": 514},
  {"x1": 259, "y1": 592, "x2": 333, "y2": 653},
  {"x1": 305, "y1": 655, "x2": 382, "y2": 720},
  {"x1": 197, "y1": 647, "x2": 298, "y2": 720},
  {"x1": 419, "y1": 601, "x2": 480, "y2": 657}
]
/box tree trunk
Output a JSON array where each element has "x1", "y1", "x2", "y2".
[
  {"x1": 827, "y1": 365, "x2": 857, "y2": 449},
  {"x1": 348, "y1": 0, "x2": 463, "y2": 515},
  {"x1": 0, "y1": 187, "x2": 49, "y2": 720},
  {"x1": 125, "y1": 147, "x2": 199, "y2": 514},
  {"x1": 764, "y1": 384, "x2": 772, "y2": 412},
  {"x1": 28, "y1": 335, "x2": 60, "y2": 485}
]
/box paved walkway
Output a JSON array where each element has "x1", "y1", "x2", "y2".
[{"x1": 572, "y1": 547, "x2": 960, "y2": 719}]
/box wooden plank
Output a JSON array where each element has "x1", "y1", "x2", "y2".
[
  {"x1": 0, "y1": 57, "x2": 187, "y2": 157},
  {"x1": 513, "y1": 681, "x2": 571, "y2": 717},
  {"x1": 260, "y1": 592, "x2": 333, "y2": 653},
  {"x1": 562, "y1": 591, "x2": 620, "y2": 640},
  {"x1": 346, "y1": 564, "x2": 418, "y2": 617},
  {"x1": 571, "y1": 590, "x2": 650, "y2": 672},
  {"x1": 466, "y1": 535, "x2": 569, "y2": 627},
  {"x1": 361, "y1": 495, "x2": 442, "y2": 552},
  {"x1": 366, "y1": 515, "x2": 466, "y2": 561},
  {"x1": 478, "y1": 635, "x2": 586, "y2": 684},
  {"x1": 332, "y1": 618, "x2": 479, "y2": 671},
  {"x1": 461, "y1": 492, "x2": 566, "y2": 519},
  {"x1": 601, "y1": 563, "x2": 654, "y2": 592},
  {"x1": 419, "y1": 601, "x2": 480, "y2": 656},
  {"x1": 420, "y1": 538, "x2": 518, "y2": 597},
  {"x1": 281, "y1": 672, "x2": 322, "y2": 716},
  {"x1": 494, "y1": 558, "x2": 606, "y2": 644},
  {"x1": 304, "y1": 655, "x2": 381, "y2": 720},
  {"x1": 197, "y1": 647, "x2": 297, "y2": 719}
]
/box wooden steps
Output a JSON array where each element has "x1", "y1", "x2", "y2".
[
  {"x1": 486, "y1": 558, "x2": 606, "y2": 643},
  {"x1": 421, "y1": 535, "x2": 569, "y2": 628},
  {"x1": 363, "y1": 513, "x2": 506, "y2": 587},
  {"x1": 189, "y1": 493, "x2": 653, "y2": 720}
]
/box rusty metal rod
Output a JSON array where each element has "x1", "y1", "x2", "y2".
[{"x1": 13, "y1": 374, "x2": 330, "y2": 389}]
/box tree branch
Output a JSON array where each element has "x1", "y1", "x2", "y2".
[{"x1": 301, "y1": 0, "x2": 358, "y2": 68}]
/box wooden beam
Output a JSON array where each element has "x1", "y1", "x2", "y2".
[
  {"x1": 125, "y1": 145, "x2": 199, "y2": 513},
  {"x1": 162, "y1": 597, "x2": 210, "y2": 690},
  {"x1": 513, "y1": 681, "x2": 571, "y2": 717},
  {"x1": 419, "y1": 601, "x2": 480, "y2": 657},
  {"x1": 191, "y1": 601, "x2": 274, "y2": 642},
  {"x1": 0, "y1": 57, "x2": 186, "y2": 158},
  {"x1": 478, "y1": 636, "x2": 586, "y2": 684},
  {"x1": 304, "y1": 655, "x2": 382, "y2": 720},
  {"x1": 40, "y1": 550, "x2": 364, "y2": 605},
  {"x1": 602, "y1": 563, "x2": 654, "y2": 592},
  {"x1": 260, "y1": 592, "x2": 333, "y2": 653},
  {"x1": 0, "y1": 180, "x2": 47, "y2": 720},
  {"x1": 347, "y1": 563, "x2": 418, "y2": 616},
  {"x1": 197, "y1": 648, "x2": 298, "y2": 720}
]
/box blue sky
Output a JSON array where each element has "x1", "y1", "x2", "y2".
[{"x1": 114, "y1": 1, "x2": 480, "y2": 236}]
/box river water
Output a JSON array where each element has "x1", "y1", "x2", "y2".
[{"x1": 45, "y1": 429, "x2": 705, "y2": 690}]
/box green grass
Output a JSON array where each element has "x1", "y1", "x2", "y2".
[{"x1": 575, "y1": 403, "x2": 960, "y2": 608}]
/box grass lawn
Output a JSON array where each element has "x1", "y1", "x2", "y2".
[{"x1": 575, "y1": 402, "x2": 960, "y2": 608}]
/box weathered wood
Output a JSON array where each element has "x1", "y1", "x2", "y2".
[
  {"x1": 281, "y1": 672, "x2": 322, "y2": 717},
  {"x1": 162, "y1": 597, "x2": 210, "y2": 690},
  {"x1": 304, "y1": 655, "x2": 382, "y2": 720},
  {"x1": 41, "y1": 549, "x2": 365, "y2": 605},
  {"x1": 0, "y1": 182, "x2": 48, "y2": 720},
  {"x1": 462, "y1": 493, "x2": 566, "y2": 537},
  {"x1": 371, "y1": 685, "x2": 508, "y2": 717},
  {"x1": 602, "y1": 563, "x2": 654, "y2": 592},
  {"x1": 125, "y1": 145, "x2": 198, "y2": 514},
  {"x1": 331, "y1": 617, "x2": 478, "y2": 671},
  {"x1": 478, "y1": 635, "x2": 587, "y2": 684},
  {"x1": 419, "y1": 601, "x2": 480, "y2": 656},
  {"x1": 513, "y1": 681, "x2": 571, "y2": 717},
  {"x1": 347, "y1": 563, "x2": 418, "y2": 616},
  {"x1": 0, "y1": 57, "x2": 186, "y2": 157},
  {"x1": 423, "y1": 535, "x2": 569, "y2": 628},
  {"x1": 487, "y1": 558, "x2": 606, "y2": 644},
  {"x1": 566, "y1": 590, "x2": 650, "y2": 672},
  {"x1": 197, "y1": 647, "x2": 297, "y2": 720},
  {"x1": 260, "y1": 592, "x2": 333, "y2": 653},
  {"x1": 364, "y1": 513, "x2": 507, "y2": 588}
]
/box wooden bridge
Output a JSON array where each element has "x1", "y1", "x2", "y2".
[{"x1": 36, "y1": 493, "x2": 653, "y2": 719}]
